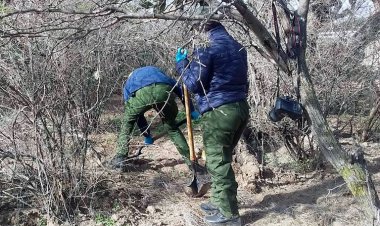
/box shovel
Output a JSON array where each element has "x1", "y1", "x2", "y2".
[{"x1": 183, "y1": 84, "x2": 211, "y2": 198}]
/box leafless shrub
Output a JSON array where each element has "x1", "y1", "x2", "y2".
[
  {"x1": 0, "y1": 0, "x2": 379, "y2": 221},
  {"x1": 0, "y1": 19, "x2": 180, "y2": 223},
  {"x1": 306, "y1": 12, "x2": 379, "y2": 141}
]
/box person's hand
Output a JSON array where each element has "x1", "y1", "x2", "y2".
[
  {"x1": 176, "y1": 48, "x2": 188, "y2": 62},
  {"x1": 144, "y1": 135, "x2": 154, "y2": 145},
  {"x1": 191, "y1": 111, "x2": 201, "y2": 120}
]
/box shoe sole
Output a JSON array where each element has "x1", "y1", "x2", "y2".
[
  {"x1": 206, "y1": 223, "x2": 241, "y2": 226},
  {"x1": 205, "y1": 220, "x2": 241, "y2": 226}
]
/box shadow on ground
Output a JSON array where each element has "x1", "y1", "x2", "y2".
[{"x1": 240, "y1": 157, "x2": 380, "y2": 225}]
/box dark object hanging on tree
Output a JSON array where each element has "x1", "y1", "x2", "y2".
[{"x1": 268, "y1": 96, "x2": 303, "y2": 122}]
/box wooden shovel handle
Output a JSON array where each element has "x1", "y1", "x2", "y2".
[{"x1": 183, "y1": 84, "x2": 196, "y2": 162}]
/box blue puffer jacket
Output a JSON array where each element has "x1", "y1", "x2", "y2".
[
  {"x1": 124, "y1": 66, "x2": 182, "y2": 101},
  {"x1": 176, "y1": 24, "x2": 248, "y2": 114}
]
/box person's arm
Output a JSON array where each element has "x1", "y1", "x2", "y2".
[{"x1": 176, "y1": 47, "x2": 212, "y2": 95}]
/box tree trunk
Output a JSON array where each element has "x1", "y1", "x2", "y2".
[
  {"x1": 228, "y1": 0, "x2": 380, "y2": 222},
  {"x1": 298, "y1": 1, "x2": 380, "y2": 223}
]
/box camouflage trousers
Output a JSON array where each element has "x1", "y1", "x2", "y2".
[
  {"x1": 116, "y1": 83, "x2": 191, "y2": 166},
  {"x1": 202, "y1": 100, "x2": 249, "y2": 218}
]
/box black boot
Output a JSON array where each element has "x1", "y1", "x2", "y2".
[
  {"x1": 204, "y1": 212, "x2": 241, "y2": 226},
  {"x1": 200, "y1": 202, "x2": 219, "y2": 214}
]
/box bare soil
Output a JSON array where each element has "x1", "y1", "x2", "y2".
[
  {"x1": 70, "y1": 126, "x2": 380, "y2": 226},
  {"x1": 2, "y1": 97, "x2": 380, "y2": 226}
]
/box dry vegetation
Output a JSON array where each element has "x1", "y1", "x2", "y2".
[{"x1": 0, "y1": 0, "x2": 379, "y2": 225}]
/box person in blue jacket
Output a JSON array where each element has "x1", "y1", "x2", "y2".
[
  {"x1": 176, "y1": 21, "x2": 249, "y2": 226},
  {"x1": 111, "y1": 66, "x2": 200, "y2": 169}
]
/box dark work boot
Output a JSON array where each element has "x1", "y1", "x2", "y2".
[
  {"x1": 204, "y1": 212, "x2": 241, "y2": 226},
  {"x1": 200, "y1": 202, "x2": 219, "y2": 214},
  {"x1": 109, "y1": 154, "x2": 128, "y2": 169}
]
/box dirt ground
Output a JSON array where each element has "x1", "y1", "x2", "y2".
[
  {"x1": 71, "y1": 124, "x2": 380, "y2": 226},
  {"x1": 65, "y1": 96, "x2": 380, "y2": 226},
  {"x1": 2, "y1": 98, "x2": 380, "y2": 226}
]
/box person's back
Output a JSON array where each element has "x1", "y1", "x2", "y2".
[
  {"x1": 204, "y1": 23, "x2": 248, "y2": 108},
  {"x1": 123, "y1": 66, "x2": 179, "y2": 102},
  {"x1": 176, "y1": 22, "x2": 248, "y2": 113}
]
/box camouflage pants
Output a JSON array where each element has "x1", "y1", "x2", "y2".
[
  {"x1": 116, "y1": 83, "x2": 191, "y2": 166},
  {"x1": 202, "y1": 100, "x2": 249, "y2": 218}
]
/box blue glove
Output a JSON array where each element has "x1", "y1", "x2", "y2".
[
  {"x1": 176, "y1": 48, "x2": 188, "y2": 62},
  {"x1": 144, "y1": 135, "x2": 154, "y2": 145},
  {"x1": 191, "y1": 111, "x2": 201, "y2": 120}
]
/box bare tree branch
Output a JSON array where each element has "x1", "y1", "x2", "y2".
[
  {"x1": 353, "y1": 11, "x2": 380, "y2": 49},
  {"x1": 296, "y1": 0, "x2": 380, "y2": 223},
  {"x1": 223, "y1": 0, "x2": 290, "y2": 74}
]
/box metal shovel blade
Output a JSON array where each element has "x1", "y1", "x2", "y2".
[
  {"x1": 187, "y1": 173, "x2": 199, "y2": 196},
  {"x1": 193, "y1": 180, "x2": 211, "y2": 198},
  {"x1": 186, "y1": 163, "x2": 211, "y2": 198}
]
